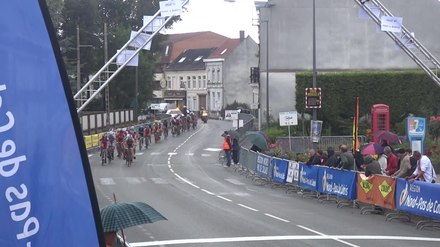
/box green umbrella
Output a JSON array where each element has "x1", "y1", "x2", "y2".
[
  {"x1": 245, "y1": 131, "x2": 269, "y2": 151},
  {"x1": 100, "y1": 202, "x2": 167, "y2": 232}
]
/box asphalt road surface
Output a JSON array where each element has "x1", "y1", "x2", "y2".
[{"x1": 89, "y1": 120, "x2": 440, "y2": 247}]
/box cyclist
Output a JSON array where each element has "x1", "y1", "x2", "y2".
[
  {"x1": 144, "y1": 125, "x2": 151, "y2": 148},
  {"x1": 99, "y1": 134, "x2": 109, "y2": 162},
  {"x1": 124, "y1": 133, "x2": 136, "y2": 160},
  {"x1": 115, "y1": 129, "x2": 126, "y2": 158}
]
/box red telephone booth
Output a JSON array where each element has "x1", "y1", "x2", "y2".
[{"x1": 371, "y1": 104, "x2": 390, "y2": 142}]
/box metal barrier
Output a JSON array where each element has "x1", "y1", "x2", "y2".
[{"x1": 233, "y1": 146, "x2": 440, "y2": 229}]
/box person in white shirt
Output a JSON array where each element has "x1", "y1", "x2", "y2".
[
  {"x1": 409, "y1": 151, "x2": 437, "y2": 183},
  {"x1": 377, "y1": 153, "x2": 387, "y2": 175}
]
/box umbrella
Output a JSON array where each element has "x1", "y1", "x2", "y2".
[
  {"x1": 228, "y1": 130, "x2": 240, "y2": 139},
  {"x1": 373, "y1": 130, "x2": 401, "y2": 145},
  {"x1": 245, "y1": 131, "x2": 269, "y2": 151},
  {"x1": 100, "y1": 202, "x2": 167, "y2": 232},
  {"x1": 361, "y1": 142, "x2": 384, "y2": 155}
]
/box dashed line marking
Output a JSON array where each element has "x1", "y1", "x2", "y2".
[
  {"x1": 237, "y1": 204, "x2": 258, "y2": 212},
  {"x1": 264, "y1": 213, "x2": 290, "y2": 223},
  {"x1": 201, "y1": 189, "x2": 215, "y2": 195},
  {"x1": 216, "y1": 195, "x2": 232, "y2": 202}
]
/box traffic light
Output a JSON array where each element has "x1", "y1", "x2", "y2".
[{"x1": 250, "y1": 67, "x2": 260, "y2": 84}]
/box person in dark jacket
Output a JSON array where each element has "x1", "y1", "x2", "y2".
[
  {"x1": 306, "y1": 148, "x2": 321, "y2": 165},
  {"x1": 363, "y1": 155, "x2": 382, "y2": 177},
  {"x1": 326, "y1": 147, "x2": 341, "y2": 168},
  {"x1": 232, "y1": 137, "x2": 240, "y2": 165}
]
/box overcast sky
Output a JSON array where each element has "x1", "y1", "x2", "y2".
[{"x1": 164, "y1": 0, "x2": 264, "y2": 42}]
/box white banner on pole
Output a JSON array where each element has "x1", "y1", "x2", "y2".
[
  {"x1": 286, "y1": 161, "x2": 299, "y2": 183},
  {"x1": 381, "y1": 16, "x2": 403, "y2": 33},
  {"x1": 160, "y1": 0, "x2": 183, "y2": 17},
  {"x1": 116, "y1": 49, "x2": 139, "y2": 67},
  {"x1": 279, "y1": 111, "x2": 298, "y2": 126},
  {"x1": 232, "y1": 120, "x2": 243, "y2": 128},
  {"x1": 143, "y1": 16, "x2": 166, "y2": 33},
  {"x1": 129, "y1": 31, "x2": 152, "y2": 50},
  {"x1": 358, "y1": 3, "x2": 381, "y2": 19},
  {"x1": 395, "y1": 32, "x2": 415, "y2": 50}
]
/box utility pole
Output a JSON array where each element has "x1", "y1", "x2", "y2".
[
  {"x1": 76, "y1": 25, "x2": 81, "y2": 108},
  {"x1": 104, "y1": 22, "x2": 110, "y2": 126}
]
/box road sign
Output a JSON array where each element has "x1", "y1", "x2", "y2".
[
  {"x1": 305, "y1": 87, "x2": 322, "y2": 109},
  {"x1": 225, "y1": 110, "x2": 238, "y2": 120},
  {"x1": 279, "y1": 111, "x2": 298, "y2": 126}
]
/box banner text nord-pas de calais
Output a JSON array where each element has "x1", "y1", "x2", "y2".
[{"x1": 1, "y1": 83, "x2": 39, "y2": 246}]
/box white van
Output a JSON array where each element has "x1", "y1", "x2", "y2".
[{"x1": 150, "y1": 103, "x2": 175, "y2": 113}]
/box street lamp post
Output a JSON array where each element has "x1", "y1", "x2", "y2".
[
  {"x1": 312, "y1": 0, "x2": 317, "y2": 121},
  {"x1": 265, "y1": 20, "x2": 270, "y2": 126}
]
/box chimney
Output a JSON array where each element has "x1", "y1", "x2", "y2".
[{"x1": 239, "y1": 30, "x2": 245, "y2": 42}]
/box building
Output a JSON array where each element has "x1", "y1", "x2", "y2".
[
  {"x1": 154, "y1": 31, "x2": 259, "y2": 115},
  {"x1": 256, "y1": 0, "x2": 440, "y2": 122},
  {"x1": 152, "y1": 32, "x2": 230, "y2": 105},
  {"x1": 164, "y1": 48, "x2": 215, "y2": 111}
]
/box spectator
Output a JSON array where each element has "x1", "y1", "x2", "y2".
[
  {"x1": 384, "y1": 146, "x2": 398, "y2": 176},
  {"x1": 338, "y1": 145, "x2": 355, "y2": 170},
  {"x1": 318, "y1": 149, "x2": 328, "y2": 165},
  {"x1": 306, "y1": 148, "x2": 321, "y2": 165},
  {"x1": 232, "y1": 136, "x2": 240, "y2": 165},
  {"x1": 363, "y1": 155, "x2": 382, "y2": 177},
  {"x1": 354, "y1": 149, "x2": 364, "y2": 172},
  {"x1": 221, "y1": 131, "x2": 232, "y2": 167},
  {"x1": 407, "y1": 148, "x2": 418, "y2": 177},
  {"x1": 392, "y1": 148, "x2": 411, "y2": 178},
  {"x1": 326, "y1": 147, "x2": 341, "y2": 168},
  {"x1": 377, "y1": 151, "x2": 387, "y2": 175},
  {"x1": 408, "y1": 151, "x2": 437, "y2": 183}
]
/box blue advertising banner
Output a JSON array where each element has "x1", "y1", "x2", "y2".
[
  {"x1": 0, "y1": 1, "x2": 102, "y2": 247},
  {"x1": 298, "y1": 163, "x2": 319, "y2": 191},
  {"x1": 256, "y1": 153, "x2": 271, "y2": 178},
  {"x1": 317, "y1": 167, "x2": 357, "y2": 200},
  {"x1": 396, "y1": 178, "x2": 440, "y2": 220},
  {"x1": 272, "y1": 158, "x2": 288, "y2": 183}
]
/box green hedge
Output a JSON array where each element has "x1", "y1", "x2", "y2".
[{"x1": 296, "y1": 71, "x2": 440, "y2": 136}]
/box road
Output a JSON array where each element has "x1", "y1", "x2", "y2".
[{"x1": 89, "y1": 120, "x2": 440, "y2": 247}]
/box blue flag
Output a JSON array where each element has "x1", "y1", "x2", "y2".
[{"x1": 0, "y1": 1, "x2": 103, "y2": 246}]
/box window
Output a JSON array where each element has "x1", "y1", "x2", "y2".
[
  {"x1": 212, "y1": 70, "x2": 215, "y2": 83},
  {"x1": 187, "y1": 76, "x2": 191, "y2": 89},
  {"x1": 220, "y1": 49, "x2": 227, "y2": 55},
  {"x1": 179, "y1": 76, "x2": 185, "y2": 89},
  {"x1": 165, "y1": 45, "x2": 169, "y2": 56},
  {"x1": 194, "y1": 56, "x2": 203, "y2": 61},
  {"x1": 216, "y1": 68, "x2": 221, "y2": 82},
  {"x1": 192, "y1": 76, "x2": 196, "y2": 88},
  {"x1": 198, "y1": 76, "x2": 202, "y2": 89},
  {"x1": 167, "y1": 76, "x2": 171, "y2": 89},
  {"x1": 178, "y1": 57, "x2": 186, "y2": 63},
  {"x1": 203, "y1": 76, "x2": 206, "y2": 89}
]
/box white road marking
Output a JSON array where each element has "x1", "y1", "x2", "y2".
[
  {"x1": 150, "y1": 178, "x2": 168, "y2": 184},
  {"x1": 88, "y1": 154, "x2": 93, "y2": 158},
  {"x1": 237, "y1": 204, "x2": 258, "y2": 212},
  {"x1": 150, "y1": 152, "x2": 161, "y2": 155},
  {"x1": 130, "y1": 235, "x2": 440, "y2": 246},
  {"x1": 185, "y1": 153, "x2": 194, "y2": 156},
  {"x1": 168, "y1": 152, "x2": 177, "y2": 156},
  {"x1": 201, "y1": 154, "x2": 211, "y2": 157},
  {"x1": 204, "y1": 148, "x2": 222, "y2": 152},
  {"x1": 297, "y1": 225, "x2": 359, "y2": 247},
  {"x1": 264, "y1": 213, "x2": 290, "y2": 223},
  {"x1": 124, "y1": 177, "x2": 142, "y2": 184},
  {"x1": 201, "y1": 189, "x2": 214, "y2": 195},
  {"x1": 136, "y1": 152, "x2": 144, "y2": 155},
  {"x1": 100, "y1": 178, "x2": 115, "y2": 185},
  {"x1": 216, "y1": 195, "x2": 232, "y2": 202}
]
